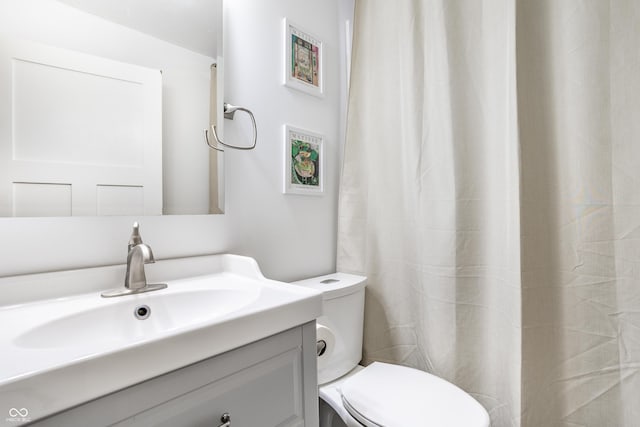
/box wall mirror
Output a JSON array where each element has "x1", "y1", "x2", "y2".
[{"x1": 0, "y1": 0, "x2": 224, "y2": 217}]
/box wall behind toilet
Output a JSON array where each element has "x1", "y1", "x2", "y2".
[{"x1": 0, "y1": 0, "x2": 353, "y2": 283}]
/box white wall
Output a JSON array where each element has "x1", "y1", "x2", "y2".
[
  {"x1": 221, "y1": 0, "x2": 348, "y2": 281},
  {"x1": 0, "y1": 0, "x2": 353, "y2": 283}
]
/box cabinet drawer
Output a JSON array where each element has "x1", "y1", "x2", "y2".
[{"x1": 117, "y1": 347, "x2": 303, "y2": 427}]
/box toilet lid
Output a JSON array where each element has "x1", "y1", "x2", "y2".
[{"x1": 340, "y1": 362, "x2": 490, "y2": 427}]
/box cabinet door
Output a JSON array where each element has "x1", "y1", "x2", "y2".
[{"x1": 116, "y1": 347, "x2": 304, "y2": 427}]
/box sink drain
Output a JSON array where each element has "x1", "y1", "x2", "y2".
[{"x1": 134, "y1": 305, "x2": 151, "y2": 320}]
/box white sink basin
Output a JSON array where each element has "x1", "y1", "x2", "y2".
[
  {"x1": 14, "y1": 287, "x2": 258, "y2": 349},
  {"x1": 0, "y1": 254, "x2": 322, "y2": 422}
]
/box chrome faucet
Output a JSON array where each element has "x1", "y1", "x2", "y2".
[{"x1": 101, "y1": 222, "x2": 167, "y2": 298}]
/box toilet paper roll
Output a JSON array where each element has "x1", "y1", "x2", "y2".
[{"x1": 316, "y1": 323, "x2": 336, "y2": 365}]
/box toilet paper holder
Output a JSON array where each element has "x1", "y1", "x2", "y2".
[
  {"x1": 316, "y1": 323, "x2": 335, "y2": 361},
  {"x1": 317, "y1": 340, "x2": 327, "y2": 356}
]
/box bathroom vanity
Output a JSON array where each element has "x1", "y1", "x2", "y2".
[{"x1": 0, "y1": 255, "x2": 322, "y2": 426}]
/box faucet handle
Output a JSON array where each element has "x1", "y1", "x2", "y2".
[
  {"x1": 140, "y1": 244, "x2": 156, "y2": 264},
  {"x1": 128, "y1": 221, "x2": 144, "y2": 252}
]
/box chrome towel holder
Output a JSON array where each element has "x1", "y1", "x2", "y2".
[{"x1": 205, "y1": 103, "x2": 257, "y2": 152}]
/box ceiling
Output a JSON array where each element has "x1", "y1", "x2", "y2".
[{"x1": 57, "y1": 0, "x2": 220, "y2": 57}]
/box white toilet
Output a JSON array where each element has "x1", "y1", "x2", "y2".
[{"x1": 293, "y1": 273, "x2": 491, "y2": 427}]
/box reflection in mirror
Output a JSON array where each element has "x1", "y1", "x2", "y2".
[{"x1": 0, "y1": 0, "x2": 224, "y2": 217}]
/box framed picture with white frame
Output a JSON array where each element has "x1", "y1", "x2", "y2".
[
  {"x1": 283, "y1": 18, "x2": 324, "y2": 98},
  {"x1": 283, "y1": 125, "x2": 324, "y2": 196}
]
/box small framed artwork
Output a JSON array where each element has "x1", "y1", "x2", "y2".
[
  {"x1": 283, "y1": 18, "x2": 324, "y2": 97},
  {"x1": 283, "y1": 125, "x2": 324, "y2": 196}
]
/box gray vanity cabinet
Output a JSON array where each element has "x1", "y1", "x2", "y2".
[{"x1": 32, "y1": 323, "x2": 319, "y2": 427}]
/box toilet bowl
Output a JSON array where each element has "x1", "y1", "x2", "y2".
[{"x1": 292, "y1": 273, "x2": 490, "y2": 427}]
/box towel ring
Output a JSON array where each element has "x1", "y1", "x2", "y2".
[{"x1": 205, "y1": 103, "x2": 257, "y2": 152}]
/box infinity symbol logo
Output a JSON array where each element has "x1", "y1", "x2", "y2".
[{"x1": 8, "y1": 408, "x2": 28, "y2": 417}]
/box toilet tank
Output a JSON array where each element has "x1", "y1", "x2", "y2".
[{"x1": 291, "y1": 273, "x2": 367, "y2": 385}]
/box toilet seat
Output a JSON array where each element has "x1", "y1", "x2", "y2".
[{"x1": 339, "y1": 362, "x2": 490, "y2": 427}]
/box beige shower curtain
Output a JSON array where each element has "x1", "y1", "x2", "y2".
[{"x1": 337, "y1": 1, "x2": 640, "y2": 426}]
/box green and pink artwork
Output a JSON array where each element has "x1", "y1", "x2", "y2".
[
  {"x1": 284, "y1": 19, "x2": 324, "y2": 97},
  {"x1": 284, "y1": 126, "x2": 324, "y2": 195}
]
